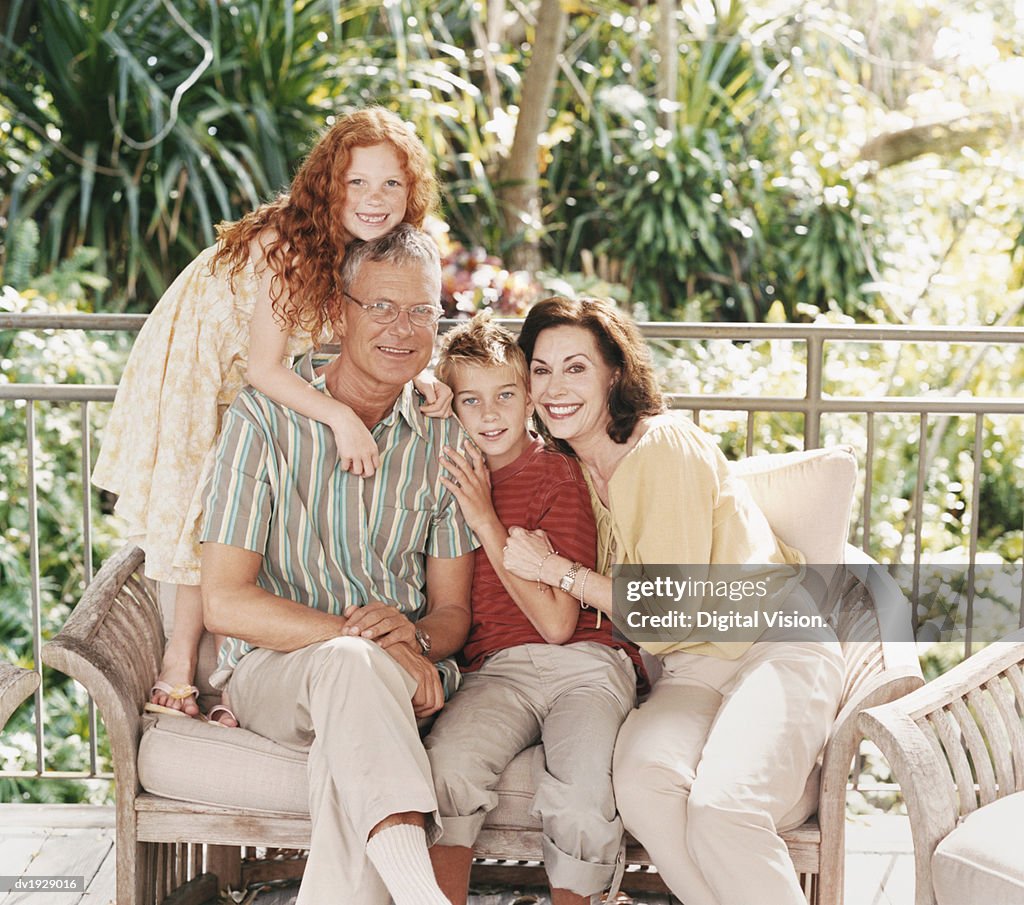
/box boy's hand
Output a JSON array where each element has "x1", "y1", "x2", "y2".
[
  {"x1": 414, "y1": 371, "x2": 453, "y2": 417},
  {"x1": 440, "y1": 445, "x2": 496, "y2": 532},
  {"x1": 330, "y1": 405, "x2": 380, "y2": 477}
]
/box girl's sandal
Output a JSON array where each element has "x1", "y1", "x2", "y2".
[
  {"x1": 143, "y1": 681, "x2": 199, "y2": 717},
  {"x1": 143, "y1": 682, "x2": 237, "y2": 728}
]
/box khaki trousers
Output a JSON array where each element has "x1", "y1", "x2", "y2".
[
  {"x1": 613, "y1": 621, "x2": 845, "y2": 905},
  {"x1": 425, "y1": 643, "x2": 637, "y2": 896},
  {"x1": 227, "y1": 636, "x2": 441, "y2": 905}
]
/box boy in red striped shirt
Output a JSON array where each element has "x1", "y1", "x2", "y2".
[{"x1": 425, "y1": 313, "x2": 641, "y2": 905}]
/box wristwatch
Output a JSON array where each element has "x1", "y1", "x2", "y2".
[
  {"x1": 558, "y1": 561, "x2": 582, "y2": 593},
  {"x1": 415, "y1": 626, "x2": 432, "y2": 655}
]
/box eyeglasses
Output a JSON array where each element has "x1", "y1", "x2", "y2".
[{"x1": 343, "y1": 291, "x2": 442, "y2": 327}]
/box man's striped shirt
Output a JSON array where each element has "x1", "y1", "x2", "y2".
[{"x1": 201, "y1": 352, "x2": 478, "y2": 695}]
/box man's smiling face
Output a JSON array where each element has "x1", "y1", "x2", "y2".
[{"x1": 336, "y1": 258, "x2": 441, "y2": 392}]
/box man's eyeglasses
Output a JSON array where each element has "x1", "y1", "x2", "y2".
[{"x1": 343, "y1": 291, "x2": 442, "y2": 327}]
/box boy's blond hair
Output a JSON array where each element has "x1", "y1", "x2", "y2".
[{"x1": 436, "y1": 312, "x2": 529, "y2": 389}]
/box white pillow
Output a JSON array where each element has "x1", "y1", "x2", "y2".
[{"x1": 729, "y1": 446, "x2": 857, "y2": 565}]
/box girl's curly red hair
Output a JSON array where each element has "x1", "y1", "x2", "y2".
[{"x1": 212, "y1": 107, "x2": 439, "y2": 341}]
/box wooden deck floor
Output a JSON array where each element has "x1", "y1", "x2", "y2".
[{"x1": 0, "y1": 805, "x2": 914, "y2": 905}]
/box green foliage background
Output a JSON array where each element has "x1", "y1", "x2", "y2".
[
  {"x1": 0, "y1": 0, "x2": 887, "y2": 318},
  {"x1": 3, "y1": 1, "x2": 1022, "y2": 320},
  {"x1": 1, "y1": 240, "x2": 128, "y2": 802}
]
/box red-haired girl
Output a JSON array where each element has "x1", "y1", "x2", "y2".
[{"x1": 93, "y1": 107, "x2": 447, "y2": 724}]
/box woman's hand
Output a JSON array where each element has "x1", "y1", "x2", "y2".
[
  {"x1": 439, "y1": 445, "x2": 496, "y2": 533},
  {"x1": 415, "y1": 371, "x2": 454, "y2": 417},
  {"x1": 330, "y1": 404, "x2": 380, "y2": 476},
  {"x1": 503, "y1": 526, "x2": 556, "y2": 583}
]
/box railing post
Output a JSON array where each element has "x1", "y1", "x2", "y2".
[
  {"x1": 27, "y1": 402, "x2": 45, "y2": 774},
  {"x1": 81, "y1": 401, "x2": 100, "y2": 774},
  {"x1": 911, "y1": 413, "x2": 929, "y2": 639},
  {"x1": 804, "y1": 332, "x2": 824, "y2": 449}
]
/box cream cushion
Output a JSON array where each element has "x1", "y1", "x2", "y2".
[
  {"x1": 139, "y1": 446, "x2": 858, "y2": 822},
  {"x1": 730, "y1": 445, "x2": 857, "y2": 565},
  {"x1": 932, "y1": 792, "x2": 1024, "y2": 905},
  {"x1": 138, "y1": 711, "x2": 543, "y2": 824},
  {"x1": 138, "y1": 712, "x2": 817, "y2": 832},
  {"x1": 139, "y1": 712, "x2": 309, "y2": 814}
]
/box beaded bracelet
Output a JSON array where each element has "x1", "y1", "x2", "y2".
[
  {"x1": 578, "y1": 567, "x2": 591, "y2": 608},
  {"x1": 536, "y1": 549, "x2": 558, "y2": 590},
  {"x1": 577, "y1": 567, "x2": 602, "y2": 628}
]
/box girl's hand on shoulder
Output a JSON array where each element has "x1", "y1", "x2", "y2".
[
  {"x1": 504, "y1": 526, "x2": 555, "y2": 582},
  {"x1": 331, "y1": 405, "x2": 380, "y2": 477},
  {"x1": 440, "y1": 444, "x2": 495, "y2": 531},
  {"x1": 414, "y1": 371, "x2": 453, "y2": 418}
]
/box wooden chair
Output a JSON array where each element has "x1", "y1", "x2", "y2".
[
  {"x1": 859, "y1": 627, "x2": 1024, "y2": 905},
  {"x1": 42, "y1": 542, "x2": 923, "y2": 905},
  {"x1": 0, "y1": 659, "x2": 40, "y2": 730}
]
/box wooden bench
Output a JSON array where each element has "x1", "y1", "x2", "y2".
[{"x1": 43, "y1": 540, "x2": 923, "y2": 905}]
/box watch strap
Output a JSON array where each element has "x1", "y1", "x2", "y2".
[{"x1": 558, "y1": 561, "x2": 582, "y2": 593}]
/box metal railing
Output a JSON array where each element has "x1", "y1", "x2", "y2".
[{"x1": 2, "y1": 312, "x2": 1024, "y2": 785}]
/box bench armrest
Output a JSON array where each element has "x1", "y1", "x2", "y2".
[
  {"x1": 0, "y1": 661, "x2": 41, "y2": 730},
  {"x1": 815, "y1": 546, "x2": 924, "y2": 898},
  {"x1": 41, "y1": 545, "x2": 162, "y2": 793}
]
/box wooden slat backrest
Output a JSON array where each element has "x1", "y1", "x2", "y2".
[
  {"x1": 868, "y1": 629, "x2": 1024, "y2": 817},
  {"x1": 915, "y1": 660, "x2": 1024, "y2": 819}
]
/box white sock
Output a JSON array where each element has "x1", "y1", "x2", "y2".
[{"x1": 365, "y1": 822, "x2": 451, "y2": 905}]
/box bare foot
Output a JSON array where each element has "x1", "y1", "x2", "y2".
[
  {"x1": 150, "y1": 640, "x2": 199, "y2": 718},
  {"x1": 207, "y1": 690, "x2": 239, "y2": 728}
]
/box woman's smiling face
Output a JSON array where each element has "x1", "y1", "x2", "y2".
[{"x1": 528, "y1": 325, "x2": 618, "y2": 448}]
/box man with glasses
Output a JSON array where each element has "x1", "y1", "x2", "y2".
[{"x1": 200, "y1": 224, "x2": 476, "y2": 905}]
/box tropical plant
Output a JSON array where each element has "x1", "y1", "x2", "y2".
[
  {"x1": 534, "y1": 1, "x2": 882, "y2": 320},
  {"x1": 0, "y1": 0, "x2": 353, "y2": 309}
]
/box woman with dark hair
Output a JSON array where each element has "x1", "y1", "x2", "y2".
[{"x1": 504, "y1": 295, "x2": 845, "y2": 905}]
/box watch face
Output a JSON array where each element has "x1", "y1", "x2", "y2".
[
  {"x1": 416, "y1": 628, "x2": 431, "y2": 653},
  {"x1": 559, "y1": 562, "x2": 580, "y2": 592}
]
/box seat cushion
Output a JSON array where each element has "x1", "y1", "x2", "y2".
[
  {"x1": 140, "y1": 709, "x2": 821, "y2": 843},
  {"x1": 138, "y1": 712, "x2": 310, "y2": 815},
  {"x1": 932, "y1": 791, "x2": 1024, "y2": 905},
  {"x1": 138, "y1": 711, "x2": 542, "y2": 828}
]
